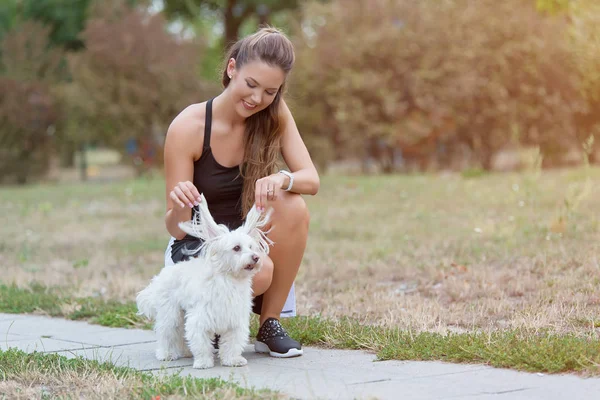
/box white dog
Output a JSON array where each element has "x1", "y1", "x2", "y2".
[{"x1": 136, "y1": 194, "x2": 272, "y2": 369}]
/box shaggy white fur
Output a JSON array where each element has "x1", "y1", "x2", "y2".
[{"x1": 136, "y1": 194, "x2": 272, "y2": 369}]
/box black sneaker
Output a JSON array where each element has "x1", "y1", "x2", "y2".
[{"x1": 255, "y1": 318, "x2": 303, "y2": 358}]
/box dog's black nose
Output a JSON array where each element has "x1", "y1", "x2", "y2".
[{"x1": 252, "y1": 255, "x2": 260, "y2": 263}]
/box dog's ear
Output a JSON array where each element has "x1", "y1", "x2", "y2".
[
  {"x1": 241, "y1": 205, "x2": 274, "y2": 254},
  {"x1": 178, "y1": 193, "x2": 227, "y2": 241}
]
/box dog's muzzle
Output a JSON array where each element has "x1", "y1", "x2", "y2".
[{"x1": 245, "y1": 255, "x2": 260, "y2": 271}]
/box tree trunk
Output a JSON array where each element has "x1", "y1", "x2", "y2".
[
  {"x1": 223, "y1": 0, "x2": 255, "y2": 50},
  {"x1": 224, "y1": 6, "x2": 239, "y2": 48},
  {"x1": 60, "y1": 141, "x2": 77, "y2": 168},
  {"x1": 258, "y1": 11, "x2": 270, "y2": 27}
]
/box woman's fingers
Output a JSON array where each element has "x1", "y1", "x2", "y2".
[
  {"x1": 260, "y1": 181, "x2": 269, "y2": 211},
  {"x1": 174, "y1": 185, "x2": 195, "y2": 208},
  {"x1": 170, "y1": 190, "x2": 185, "y2": 208},
  {"x1": 255, "y1": 179, "x2": 264, "y2": 211},
  {"x1": 183, "y1": 181, "x2": 202, "y2": 203},
  {"x1": 267, "y1": 183, "x2": 277, "y2": 202}
]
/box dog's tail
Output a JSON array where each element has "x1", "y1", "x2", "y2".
[{"x1": 135, "y1": 283, "x2": 157, "y2": 320}]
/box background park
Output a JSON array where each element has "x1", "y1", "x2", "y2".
[{"x1": 1, "y1": 0, "x2": 600, "y2": 398}]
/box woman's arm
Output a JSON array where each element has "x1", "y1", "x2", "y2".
[
  {"x1": 163, "y1": 105, "x2": 204, "y2": 239},
  {"x1": 277, "y1": 99, "x2": 320, "y2": 195}
]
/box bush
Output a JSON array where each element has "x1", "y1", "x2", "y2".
[
  {"x1": 67, "y1": 1, "x2": 215, "y2": 173},
  {"x1": 292, "y1": 0, "x2": 584, "y2": 171},
  {"x1": 0, "y1": 21, "x2": 62, "y2": 184}
]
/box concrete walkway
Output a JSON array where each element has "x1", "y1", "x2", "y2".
[{"x1": 1, "y1": 313, "x2": 599, "y2": 400}]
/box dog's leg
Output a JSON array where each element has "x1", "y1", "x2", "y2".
[
  {"x1": 185, "y1": 309, "x2": 215, "y2": 369},
  {"x1": 155, "y1": 304, "x2": 186, "y2": 361},
  {"x1": 175, "y1": 308, "x2": 192, "y2": 358},
  {"x1": 218, "y1": 326, "x2": 249, "y2": 367}
]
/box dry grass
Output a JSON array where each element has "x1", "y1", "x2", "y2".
[
  {"x1": 0, "y1": 348, "x2": 281, "y2": 399},
  {"x1": 1, "y1": 167, "x2": 600, "y2": 336}
]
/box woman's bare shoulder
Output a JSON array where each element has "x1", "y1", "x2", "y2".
[{"x1": 165, "y1": 102, "x2": 208, "y2": 157}]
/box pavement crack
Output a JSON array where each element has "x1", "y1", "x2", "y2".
[
  {"x1": 139, "y1": 365, "x2": 193, "y2": 372},
  {"x1": 482, "y1": 387, "x2": 533, "y2": 395},
  {"x1": 100, "y1": 340, "x2": 156, "y2": 348},
  {"x1": 397, "y1": 367, "x2": 490, "y2": 381},
  {"x1": 348, "y1": 378, "x2": 392, "y2": 385},
  {"x1": 441, "y1": 387, "x2": 534, "y2": 399}
]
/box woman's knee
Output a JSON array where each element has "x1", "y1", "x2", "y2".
[
  {"x1": 271, "y1": 191, "x2": 310, "y2": 229},
  {"x1": 252, "y1": 256, "x2": 274, "y2": 295}
]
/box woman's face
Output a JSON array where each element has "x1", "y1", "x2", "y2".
[{"x1": 227, "y1": 59, "x2": 286, "y2": 117}]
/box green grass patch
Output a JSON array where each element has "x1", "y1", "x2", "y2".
[
  {"x1": 0, "y1": 284, "x2": 150, "y2": 329},
  {"x1": 70, "y1": 298, "x2": 152, "y2": 329},
  {"x1": 2, "y1": 285, "x2": 600, "y2": 375},
  {"x1": 258, "y1": 316, "x2": 600, "y2": 375},
  {"x1": 0, "y1": 348, "x2": 280, "y2": 399},
  {"x1": 0, "y1": 283, "x2": 65, "y2": 316}
]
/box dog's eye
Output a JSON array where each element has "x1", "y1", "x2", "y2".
[{"x1": 233, "y1": 245, "x2": 241, "y2": 252}]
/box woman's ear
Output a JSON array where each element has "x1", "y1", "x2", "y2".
[{"x1": 227, "y1": 58, "x2": 236, "y2": 78}]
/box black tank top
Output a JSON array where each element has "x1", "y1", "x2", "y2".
[{"x1": 171, "y1": 98, "x2": 244, "y2": 262}]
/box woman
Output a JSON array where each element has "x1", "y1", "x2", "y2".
[{"x1": 162, "y1": 26, "x2": 319, "y2": 358}]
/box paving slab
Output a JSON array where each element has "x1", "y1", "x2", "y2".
[
  {"x1": 55, "y1": 341, "x2": 194, "y2": 370},
  {"x1": 0, "y1": 314, "x2": 115, "y2": 342},
  {"x1": 2, "y1": 313, "x2": 600, "y2": 400},
  {"x1": 0, "y1": 314, "x2": 27, "y2": 322},
  {"x1": 0, "y1": 332, "x2": 36, "y2": 342},
  {"x1": 0, "y1": 337, "x2": 98, "y2": 353}
]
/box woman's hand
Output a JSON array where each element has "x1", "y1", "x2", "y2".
[
  {"x1": 255, "y1": 173, "x2": 286, "y2": 211},
  {"x1": 169, "y1": 181, "x2": 202, "y2": 210}
]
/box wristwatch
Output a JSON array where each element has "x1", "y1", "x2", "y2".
[{"x1": 278, "y1": 170, "x2": 294, "y2": 191}]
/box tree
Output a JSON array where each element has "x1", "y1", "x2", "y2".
[
  {"x1": 291, "y1": 0, "x2": 583, "y2": 171},
  {"x1": 67, "y1": 2, "x2": 213, "y2": 175},
  {"x1": 0, "y1": 21, "x2": 62, "y2": 184},
  {"x1": 568, "y1": 0, "x2": 600, "y2": 162},
  {"x1": 1, "y1": 0, "x2": 145, "y2": 51},
  {"x1": 162, "y1": 0, "x2": 299, "y2": 47}
]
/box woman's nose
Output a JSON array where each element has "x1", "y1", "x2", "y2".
[{"x1": 251, "y1": 92, "x2": 262, "y2": 105}]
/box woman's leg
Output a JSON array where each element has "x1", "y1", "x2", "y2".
[
  {"x1": 252, "y1": 257, "x2": 273, "y2": 296},
  {"x1": 259, "y1": 191, "x2": 310, "y2": 325}
]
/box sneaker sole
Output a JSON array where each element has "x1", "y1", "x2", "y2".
[{"x1": 255, "y1": 341, "x2": 303, "y2": 358}]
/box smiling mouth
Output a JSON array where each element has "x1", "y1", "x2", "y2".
[{"x1": 242, "y1": 100, "x2": 257, "y2": 110}]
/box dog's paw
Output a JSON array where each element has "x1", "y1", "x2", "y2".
[
  {"x1": 221, "y1": 356, "x2": 248, "y2": 367},
  {"x1": 156, "y1": 349, "x2": 178, "y2": 361},
  {"x1": 192, "y1": 357, "x2": 214, "y2": 369}
]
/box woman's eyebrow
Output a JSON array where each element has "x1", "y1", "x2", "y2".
[{"x1": 247, "y1": 77, "x2": 278, "y2": 91}]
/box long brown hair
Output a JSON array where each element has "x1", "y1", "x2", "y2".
[{"x1": 221, "y1": 27, "x2": 295, "y2": 218}]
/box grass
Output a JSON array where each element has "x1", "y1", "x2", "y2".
[
  {"x1": 0, "y1": 348, "x2": 281, "y2": 399},
  {"x1": 2, "y1": 167, "x2": 600, "y2": 375},
  {"x1": 2, "y1": 283, "x2": 600, "y2": 375},
  {"x1": 0, "y1": 283, "x2": 151, "y2": 329}
]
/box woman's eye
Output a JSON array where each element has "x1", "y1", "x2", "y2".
[
  {"x1": 266, "y1": 91, "x2": 276, "y2": 96},
  {"x1": 233, "y1": 245, "x2": 241, "y2": 252},
  {"x1": 246, "y1": 82, "x2": 256, "y2": 88}
]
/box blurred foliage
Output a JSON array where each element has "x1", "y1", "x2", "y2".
[
  {"x1": 66, "y1": 1, "x2": 214, "y2": 175},
  {"x1": 2, "y1": 0, "x2": 600, "y2": 183},
  {"x1": 163, "y1": 0, "x2": 300, "y2": 47},
  {"x1": 0, "y1": 0, "x2": 144, "y2": 52},
  {"x1": 18, "y1": 0, "x2": 93, "y2": 51},
  {"x1": 568, "y1": 0, "x2": 600, "y2": 162},
  {"x1": 535, "y1": 0, "x2": 571, "y2": 14},
  {"x1": 0, "y1": 22, "x2": 62, "y2": 184},
  {"x1": 0, "y1": 0, "x2": 19, "y2": 42},
  {"x1": 291, "y1": 0, "x2": 587, "y2": 172}
]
